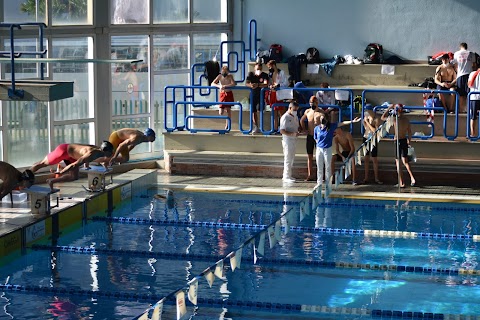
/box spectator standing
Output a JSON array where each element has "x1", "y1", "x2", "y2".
[
  {"x1": 246, "y1": 62, "x2": 269, "y2": 134},
  {"x1": 279, "y1": 102, "x2": 300, "y2": 183},
  {"x1": 453, "y1": 43, "x2": 475, "y2": 113},
  {"x1": 266, "y1": 60, "x2": 288, "y2": 132},
  {"x1": 362, "y1": 108, "x2": 383, "y2": 184},
  {"x1": 381, "y1": 104, "x2": 416, "y2": 188},
  {"x1": 213, "y1": 66, "x2": 236, "y2": 130},
  {"x1": 468, "y1": 66, "x2": 480, "y2": 137},
  {"x1": 314, "y1": 114, "x2": 360, "y2": 187},
  {"x1": 299, "y1": 96, "x2": 325, "y2": 181}
]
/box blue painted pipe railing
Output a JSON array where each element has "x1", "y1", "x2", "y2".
[
  {"x1": 175, "y1": 101, "x2": 250, "y2": 135},
  {"x1": 259, "y1": 87, "x2": 354, "y2": 135},
  {"x1": 247, "y1": 19, "x2": 260, "y2": 62},
  {"x1": 467, "y1": 91, "x2": 480, "y2": 141},
  {"x1": 164, "y1": 85, "x2": 253, "y2": 133},
  {"x1": 362, "y1": 89, "x2": 459, "y2": 140}
]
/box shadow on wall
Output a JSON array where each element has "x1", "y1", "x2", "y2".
[{"x1": 453, "y1": 0, "x2": 480, "y2": 12}]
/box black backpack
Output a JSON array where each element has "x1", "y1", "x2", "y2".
[
  {"x1": 204, "y1": 60, "x2": 220, "y2": 85},
  {"x1": 306, "y1": 47, "x2": 320, "y2": 63},
  {"x1": 363, "y1": 43, "x2": 383, "y2": 64}
]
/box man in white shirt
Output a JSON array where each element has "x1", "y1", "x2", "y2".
[
  {"x1": 279, "y1": 101, "x2": 300, "y2": 183},
  {"x1": 453, "y1": 42, "x2": 475, "y2": 113}
]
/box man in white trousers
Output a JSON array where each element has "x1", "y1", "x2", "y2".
[{"x1": 279, "y1": 101, "x2": 300, "y2": 183}]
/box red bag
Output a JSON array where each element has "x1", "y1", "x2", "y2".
[{"x1": 269, "y1": 44, "x2": 283, "y2": 62}]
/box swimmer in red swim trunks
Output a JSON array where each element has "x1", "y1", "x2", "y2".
[
  {"x1": 107, "y1": 127, "x2": 156, "y2": 166},
  {"x1": 212, "y1": 66, "x2": 236, "y2": 130},
  {"x1": 30, "y1": 142, "x2": 114, "y2": 190}
]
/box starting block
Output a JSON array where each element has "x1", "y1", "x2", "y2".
[
  {"x1": 80, "y1": 165, "x2": 113, "y2": 192},
  {"x1": 24, "y1": 185, "x2": 60, "y2": 215}
]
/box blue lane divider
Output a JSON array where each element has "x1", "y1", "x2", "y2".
[
  {"x1": 213, "y1": 199, "x2": 301, "y2": 205},
  {"x1": 90, "y1": 216, "x2": 475, "y2": 241},
  {"x1": 321, "y1": 202, "x2": 480, "y2": 212},
  {"x1": 31, "y1": 244, "x2": 473, "y2": 277},
  {"x1": 0, "y1": 283, "x2": 446, "y2": 320}
]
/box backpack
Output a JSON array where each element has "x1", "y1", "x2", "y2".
[
  {"x1": 363, "y1": 43, "x2": 383, "y2": 64},
  {"x1": 428, "y1": 51, "x2": 454, "y2": 65},
  {"x1": 269, "y1": 44, "x2": 283, "y2": 63},
  {"x1": 204, "y1": 60, "x2": 220, "y2": 85},
  {"x1": 306, "y1": 47, "x2": 320, "y2": 63}
]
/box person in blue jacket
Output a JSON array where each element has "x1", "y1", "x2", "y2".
[{"x1": 314, "y1": 114, "x2": 360, "y2": 186}]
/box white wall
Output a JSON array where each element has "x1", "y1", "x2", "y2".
[{"x1": 234, "y1": 0, "x2": 480, "y2": 61}]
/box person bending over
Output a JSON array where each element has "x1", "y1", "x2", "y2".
[
  {"x1": 108, "y1": 128, "x2": 156, "y2": 165},
  {"x1": 31, "y1": 142, "x2": 114, "y2": 190},
  {"x1": 0, "y1": 161, "x2": 35, "y2": 204}
]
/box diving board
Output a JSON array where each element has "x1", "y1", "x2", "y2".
[
  {"x1": 0, "y1": 58, "x2": 143, "y2": 64},
  {"x1": 0, "y1": 79, "x2": 73, "y2": 101}
]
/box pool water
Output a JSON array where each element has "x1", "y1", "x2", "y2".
[{"x1": 1, "y1": 190, "x2": 479, "y2": 319}]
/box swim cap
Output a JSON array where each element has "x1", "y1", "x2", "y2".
[
  {"x1": 144, "y1": 128, "x2": 156, "y2": 138},
  {"x1": 100, "y1": 141, "x2": 114, "y2": 152},
  {"x1": 21, "y1": 170, "x2": 35, "y2": 184}
]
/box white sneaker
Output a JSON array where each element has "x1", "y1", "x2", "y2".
[{"x1": 282, "y1": 177, "x2": 296, "y2": 183}]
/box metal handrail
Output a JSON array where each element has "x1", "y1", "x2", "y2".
[
  {"x1": 467, "y1": 91, "x2": 480, "y2": 141},
  {"x1": 361, "y1": 88, "x2": 459, "y2": 140}
]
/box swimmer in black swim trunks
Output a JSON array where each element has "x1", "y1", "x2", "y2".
[{"x1": 381, "y1": 104, "x2": 416, "y2": 188}]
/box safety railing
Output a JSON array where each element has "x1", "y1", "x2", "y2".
[
  {"x1": 164, "y1": 85, "x2": 253, "y2": 133},
  {"x1": 259, "y1": 87, "x2": 355, "y2": 135},
  {"x1": 189, "y1": 19, "x2": 259, "y2": 92},
  {"x1": 0, "y1": 22, "x2": 47, "y2": 99},
  {"x1": 361, "y1": 89, "x2": 459, "y2": 140},
  {"x1": 371, "y1": 106, "x2": 435, "y2": 140},
  {"x1": 467, "y1": 91, "x2": 480, "y2": 141}
]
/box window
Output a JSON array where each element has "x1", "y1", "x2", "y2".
[
  {"x1": 111, "y1": 0, "x2": 148, "y2": 24},
  {"x1": 153, "y1": 34, "x2": 189, "y2": 71},
  {"x1": 111, "y1": 35, "x2": 149, "y2": 116},
  {"x1": 153, "y1": 0, "x2": 188, "y2": 24},
  {"x1": 51, "y1": 37, "x2": 92, "y2": 121},
  {"x1": 3, "y1": 0, "x2": 46, "y2": 24},
  {"x1": 2, "y1": 0, "x2": 92, "y2": 25},
  {"x1": 193, "y1": 0, "x2": 227, "y2": 23}
]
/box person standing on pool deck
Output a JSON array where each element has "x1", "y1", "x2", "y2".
[
  {"x1": 280, "y1": 101, "x2": 300, "y2": 183},
  {"x1": 381, "y1": 104, "x2": 416, "y2": 188}
]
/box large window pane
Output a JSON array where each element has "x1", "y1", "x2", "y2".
[
  {"x1": 51, "y1": 0, "x2": 91, "y2": 25},
  {"x1": 111, "y1": 35, "x2": 149, "y2": 116},
  {"x1": 153, "y1": 34, "x2": 188, "y2": 71},
  {"x1": 53, "y1": 122, "x2": 93, "y2": 146},
  {"x1": 192, "y1": 33, "x2": 225, "y2": 65},
  {"x1": 193, "y1": 0, "x2": 227, "y2": 23},
  {"x1": 3, "y1": 0, "x2": 46, "y2": 24},
  {"x1": 154, "y1": 73, "x2": 188, "y2": 153},
  {"x1": 5, "y1": 101, "x2": 48, "y2": 167},
  {"x1": 153, "y1": 0, "x2": 188, "y2": 23},
  {"x1": 51, "y1": 37, "x2": 91, "y2": 121},
  {"x1": 111, "y1": 0, "x2": 148, "y2": 24},
  {"x1": 4, "y1": 38, "x2": 46, "y2": 80}
]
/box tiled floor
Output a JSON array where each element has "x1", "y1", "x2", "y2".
[{"x1": 2, "y1": 169, "x2": 480, "y2": 238}]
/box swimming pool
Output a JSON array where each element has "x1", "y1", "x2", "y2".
[{"x1": 1, "y1": 190, "x2": 479, "y2": 319}]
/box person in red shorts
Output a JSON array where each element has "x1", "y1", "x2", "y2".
[
  {"x1": 30, "y1": 142, "x2": 114, "y2": 190},
  {"x1": 266, "y1": 60, "x2": 288, "y2": 132},
  {"x1": 213, "y1": 66, "x2": 236, "y2": 130}
]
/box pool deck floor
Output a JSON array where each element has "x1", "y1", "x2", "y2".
[{"x1": 1, "y1": 169, "x2": 480, "y2": 239}]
